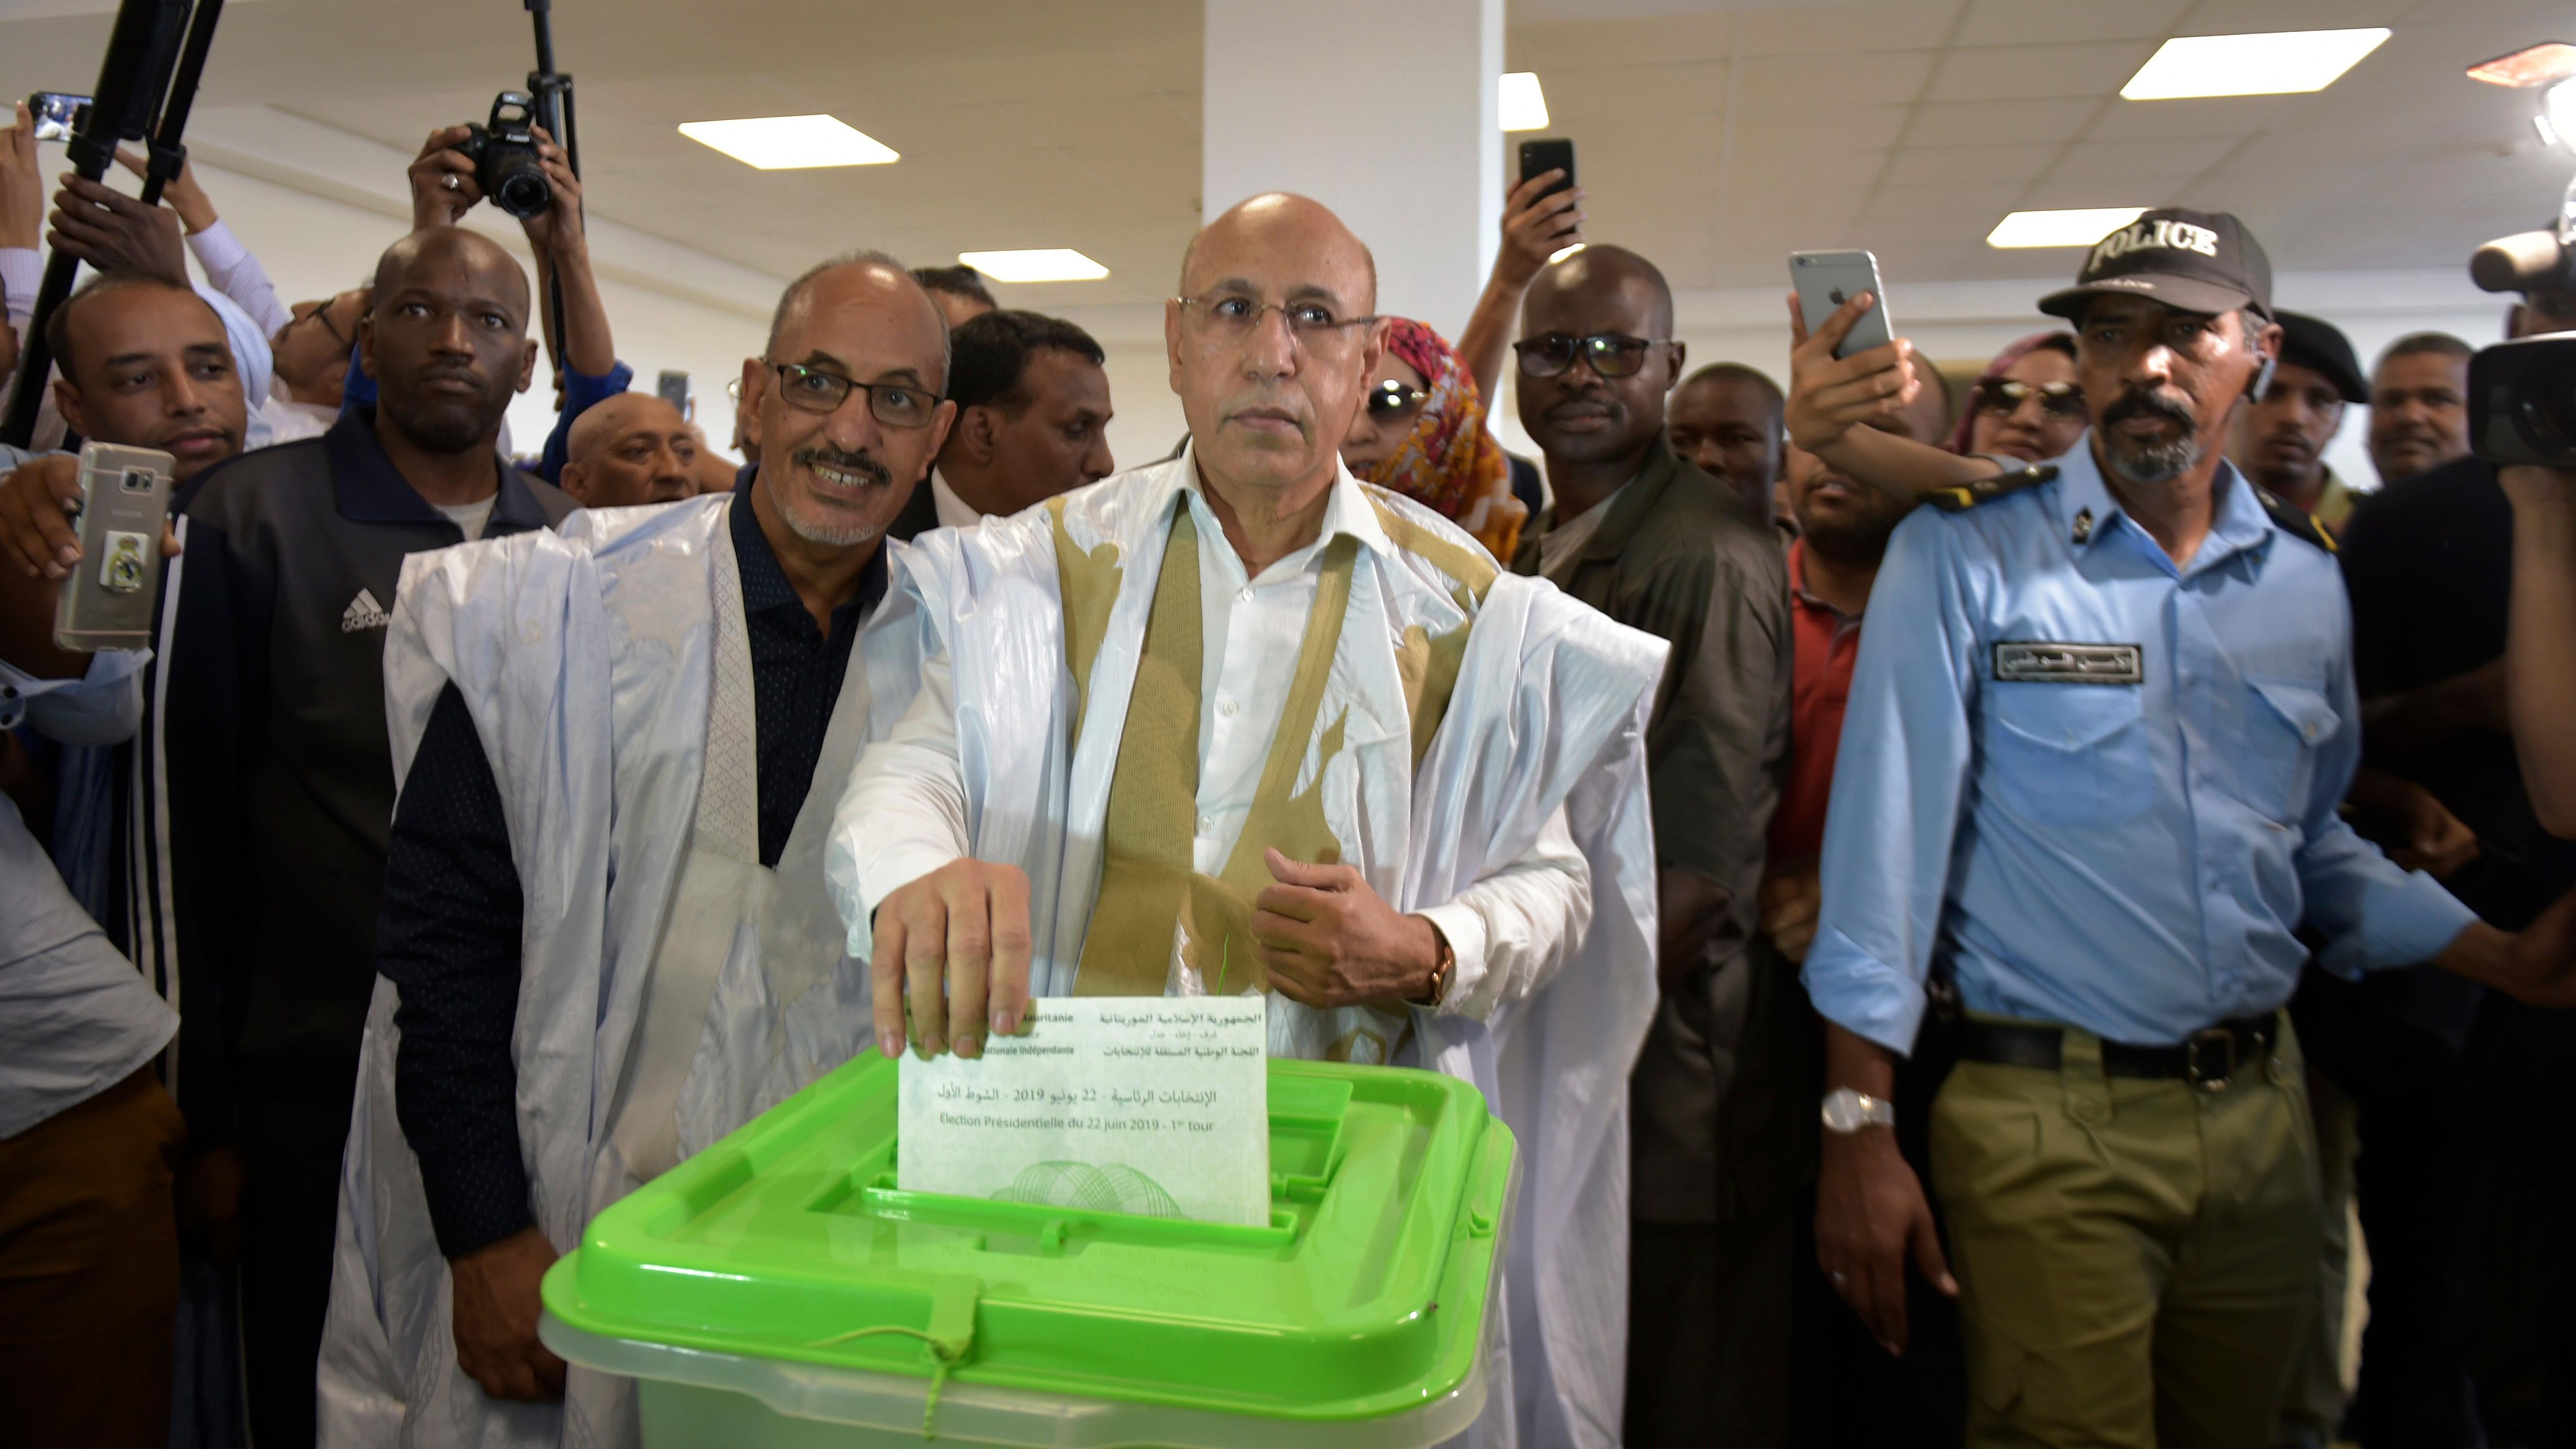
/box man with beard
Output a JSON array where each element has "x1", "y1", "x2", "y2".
[
  {"x1": 1804, "y1": 208, "x2": 2576, "y2": 1448},
  {"x1": 1505, "y1": 244, "x2": 1795, "y2": 1446},
  {"x1": 2366, "y1": 332, "x2": 2473, "y2": 485},
  {"x1": 143, "y1": 225, "x2": 574, "y2": 1449},
  {"x1": 2229, "y1": 310, "x2": 2369, "y2": 532},
  {"x1": 318, "y1": 253, "x2": 954, "y2": 1449}
]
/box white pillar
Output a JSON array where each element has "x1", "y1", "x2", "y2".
[{"x1": 1200, "y1": 0, "x2": 1503, "y2": 341}]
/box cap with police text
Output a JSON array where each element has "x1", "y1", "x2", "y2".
[
  {"x1": 2039, "y1": 208, "x2": 2274, "y2": 323},
  {"x1": 2273, "y1": 311, "x2": 2368, "y2": 404}
]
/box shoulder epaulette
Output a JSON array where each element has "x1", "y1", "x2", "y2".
[
  {"x1": 1917, "y1": 462, "x2": 2056, "y2": 513},
  {"x1": 2254, "y1": 486, "x2": 2338, "y2": 553}
]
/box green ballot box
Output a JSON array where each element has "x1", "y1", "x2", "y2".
[{"x1": 540, "y1": 1052, "x2": 1517, "y2": 1447}]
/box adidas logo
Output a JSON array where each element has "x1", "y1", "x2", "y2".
[{"x1": 341, "y1": 589, "x2": 391, "y2": 633}]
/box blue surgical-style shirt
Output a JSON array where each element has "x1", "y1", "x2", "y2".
[{"x1": 1802, "y1": 439, "x2": 2476, "y2": 1055}]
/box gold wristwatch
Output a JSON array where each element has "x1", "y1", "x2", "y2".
[{"x1": 1411, "y1": 923, "x2": 1456, "y2": 1008}]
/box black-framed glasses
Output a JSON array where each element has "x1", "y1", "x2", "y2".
[
  {"x1": 1514, "y1": 332, "x2": 1670, "y2": 380},
  {"x1": 1366, "y1": 378, "x2": 1429, "y2": 420},
  {"x1": 1175, "y1": 293, "x2": 1376, "y2": 351},
  {"x1": 1973, "y1": 378, "x2": 2086, "y2": 418},
  {"x1": 766, "y1": 360, "x2": 940, "y2": 429},
  {"x1": 290, "y1": 300, "x2": 350, "y2": 351}
]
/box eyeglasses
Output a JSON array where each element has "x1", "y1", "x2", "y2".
[
  {"x1": 1513, "y1": 332, "x2": 1671, "y2": 380},
  {"x1": 765, "y1": 360, "x2": 940, "y2": 429},
  {"x1": 289, "y1": 301, "x2": 350, "y2": 351},
  {"x1": 1175, "y1": 293, "x2": 1376, "y2": 352},
  {"x1": 1365, "y1": 379, "x2": 1429, "y2": 421},
  {"x1": 1973, "y1": 378, "x2": 2087, "y2": 419}
]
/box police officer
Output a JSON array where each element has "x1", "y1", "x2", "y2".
[{"x1": 1794, "y1": 208, "x2": 2576, "y2": 1448}]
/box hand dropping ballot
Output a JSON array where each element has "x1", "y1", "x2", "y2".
[{"x1": 898, "y1": 997, "x2": 1270, "y2": 1227}]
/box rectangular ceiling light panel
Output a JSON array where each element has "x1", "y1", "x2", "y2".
[
  {"x1": 1986, "y1": 207, "x2": 2149, "y2": 249},
  {"x1": 1499, "y1": 72, "x2": 1550, "y2": 131},
  {"x1": 2121, "y1": 29, "x2": 2390, "y2": 100},
  {"x1": 957, "y1": 249, "x2": 1109, "y2": 283},
  {"x1": 678, "y1": 115, "x2": 899, "y2": 169}
]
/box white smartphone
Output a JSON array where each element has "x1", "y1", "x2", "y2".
[
  {"x1": 54, "y1": 441, "x2": 174, "y2": 652},
  {"x1": 1790, "y1": 249, "x2": 1893, "y2": 360}
]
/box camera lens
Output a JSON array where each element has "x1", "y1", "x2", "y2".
[
  {"x1": 480, "y1": 147, "x2": 552, "y2": 220},
  {"x1": 2520, "y1": 384, "x2": 2576, "y2": 458}
]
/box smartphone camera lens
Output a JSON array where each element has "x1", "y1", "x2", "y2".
[{"x1": 121, "y1": 469, "x2": 156, "y2": 493}]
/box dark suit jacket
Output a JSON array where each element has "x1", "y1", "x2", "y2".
[{"x1": 1513, "y1": 437, "x2": 1793, "y2": 1224}]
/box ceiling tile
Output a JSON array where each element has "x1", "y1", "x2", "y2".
[
  {"x1": 2047, "y1": 134, "x2": 2242, "y2": 179},
  {"x1": 1926, "y1": 40, "x2": 2157, "y2": 101},
  {"x1": 2017, "y1": 173, "x2": 2202, "y2": 210},
  {"x1": 1724, "y1": 102, "x2": 1914, "y2": 153},
  {"x1": 1733, "y1": 51, "x2": 1940, "y2": 110},
  {"x1": 1904, "y1": 97, "x2": 2106, "y2": 147},
  {"x1": 2177, "y1": 0, "x2": 2414, "y2": 30},
  {"x1": 1953, "y1": 0, "x2": 2193, "y2": 47},
  {"x1": 2082, "y1": 95, "x2": 2292, "y2": 140},
  {"x1": 1730, "y1": 1, "x2": 1966, "y2": 56},
  {"x1": 1884, "y1": 141, "x2": 2066, "y2": 186}
]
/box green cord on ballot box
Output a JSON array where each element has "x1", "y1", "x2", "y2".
[{"x1": 806, "y1": 1324, "x2": 974, "y2": 1440}]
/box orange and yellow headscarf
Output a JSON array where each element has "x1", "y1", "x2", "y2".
[{"x1": 1369, "y1": 318, "x2": 1524, "y2": 562}]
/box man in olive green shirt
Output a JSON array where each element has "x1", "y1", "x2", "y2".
[{"x1": 1509, "y1": 245, "x2": 1795, "y2": 1446}]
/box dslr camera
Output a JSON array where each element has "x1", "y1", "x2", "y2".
[
  {"x1": 454, "y1": 91, "x2": 551, "y2": 220},
  {"x1": 2468, "y1": 177, "x2": 2576, "y2": 466}
]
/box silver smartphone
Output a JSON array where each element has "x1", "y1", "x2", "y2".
[
  {"x1": 1790, "y1": 249, "x2": 1894, "y2": 359},
  {"x1": 54, "y1": 441, "x2": 173, "y2": 652}
]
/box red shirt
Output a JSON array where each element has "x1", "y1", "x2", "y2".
[{"x1": 1769, "y1": 539, "x2": 1865, "y2": 866}]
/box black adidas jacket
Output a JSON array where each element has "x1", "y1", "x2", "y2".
[{"x1": 138, "y1": 409, "x2": 573, "y2": 1141}]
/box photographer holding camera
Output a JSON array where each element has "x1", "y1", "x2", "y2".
[{"x1": 406, "y1": 112, "x2": 627, "y2": 484}]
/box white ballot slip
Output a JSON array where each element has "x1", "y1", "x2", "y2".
[{"x1": 898, "y1": 997, "x2": 1272, "y2": 1227}]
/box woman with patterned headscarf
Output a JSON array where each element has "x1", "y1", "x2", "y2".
[
  {"x1": 1342, "y1": 317, "x2": 1527, "y2": 561},
  {"x1": 1950, "y1": 330, "x2": 2086, "y2": 462}
]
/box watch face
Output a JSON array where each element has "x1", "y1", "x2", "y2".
[{"x1": 1822, "y1": 1094, "x2": 1862, "y2": 1133}]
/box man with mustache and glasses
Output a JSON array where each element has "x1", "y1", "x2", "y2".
[
  {"x1": 2228, "y1": 311, "x2": 2371, "y2": 534},
  {"x1": 1501, "y1": 244, "x2": 1795, "y2": 1445},
  {"x1": 830, "y1": 193, "x2": 1665, "y2": 1449},
  {"x1": 1786, "y1": 207, "x2": 2576, "y2": 1449},
  {"x1": 316, "y1": 252, "x2": 954, "y2": 1449}
]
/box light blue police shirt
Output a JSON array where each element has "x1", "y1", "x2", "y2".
[{"x1": 1801, "y1": 438, "x2": 2476, "y2": 1055}]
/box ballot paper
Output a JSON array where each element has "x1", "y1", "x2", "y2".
[{"x1": 898, "y1": 997, "x2": 1271, "y2": 1227}]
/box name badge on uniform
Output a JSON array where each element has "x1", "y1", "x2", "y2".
[{"x1": 1993, "y1": 642, "x2": 2143, "y2": 684}]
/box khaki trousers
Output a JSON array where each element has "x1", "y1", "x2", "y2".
[
  {"x1": 0, "y1": 1067, "x2": 186, "y2": 1449},
  {"x1": 1928, "y1": 1019, "x2": 2324, "y2": 1449}
]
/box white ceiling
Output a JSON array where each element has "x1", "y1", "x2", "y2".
[{"x1": 3, "y1": 0, "x2": 2571, "y2": 309}]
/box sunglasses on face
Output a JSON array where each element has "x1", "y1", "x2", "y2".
[
  {"x1": 1366, "y1": 378, "x2": 1429, "y2": 420},
  {"x1": 1973, "y1": 378, "x2": 2086, "y2": 419},
  {"x1": 1514, "y1": 332, "x2": 1668, "y2": 380}
]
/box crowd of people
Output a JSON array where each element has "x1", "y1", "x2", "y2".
[{"x1": 6, "y1": 80, "x2": 2576, "y2": 1449}]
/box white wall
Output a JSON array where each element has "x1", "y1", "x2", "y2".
[
  {"x1": 187, "y1": 159, "x2": 767, "y2": 462},
  {"x1": 1201, "y1": 0, "x2": 1503, "y2": 340}
]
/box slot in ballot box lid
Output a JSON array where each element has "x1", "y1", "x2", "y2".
[{"x1": 541, "y1": 1053, "x2": 1516, "y2": 1439}]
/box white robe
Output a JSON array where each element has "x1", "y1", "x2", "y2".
[
  {"x1": 317, "y1": 495, "x2": 905, "y2": 1449},
  {"x1": 827, "y1": 457, "x2": 1666, "y2": 1449}
]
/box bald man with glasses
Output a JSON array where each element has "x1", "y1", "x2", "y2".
[
  {"x1": 830, "y1": 192, "x2": 1667, "y2": 1449},
  {"x1": 1508, "y1": 244, "x2": 1797, "y2": 1445}
]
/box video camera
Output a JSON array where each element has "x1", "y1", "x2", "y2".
[
  {"x1": 455, "y1": 90, "x2": 551, "y2": 219},
  {"x1": 2467, "y1": 45, "x2": 2576, "y2": 467},
  {"x1": 2467, "y1": 181, "x2": 2576, "y2": 466}
]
